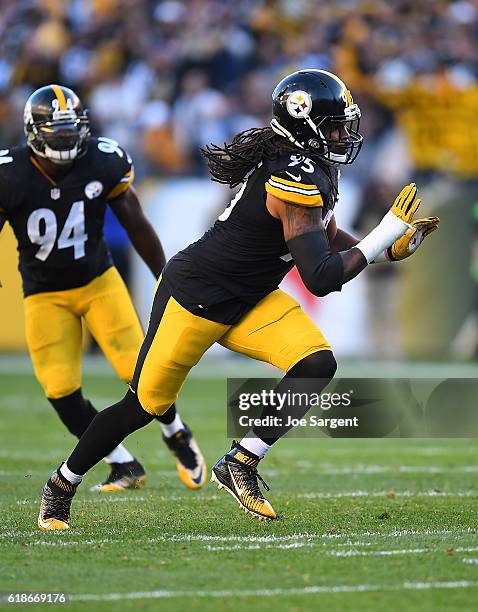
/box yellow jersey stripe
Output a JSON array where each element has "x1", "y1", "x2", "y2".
[
  {"x1": 51, "y1": 84, "x2": 67, "y2": 111},
  {"x1": 265, "y1": 182, "x2": 323, "y2": 207},
  {"x1": 119, "y1": 169, "x2": 134, "y2": 183},
  {"x1": 270, "y1": 175, "x2": 318, "y2": 190},
  {"x1": 318, "y1": 70, "x2": 353, "y2": 106},
  {"x1": 107, "y1": 167, "x2": 135, "y2": 199},
  {"x1": 268, "y1": 178, "x2": 321, "y2": 197},
  {"x1": 154, "y1": 273, "x2": 163, "y2": 295}
]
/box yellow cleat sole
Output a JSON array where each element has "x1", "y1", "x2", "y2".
[
  {"x1": 177, "y1": 461, "x2": 207, "y2": 490},
  {"x1": 97, "y1": 475, "x2": 146, "y2": 493},
  {"x1": 210, "y1": 472, "x2": 277, "y2": 521},
  {"x1": 37, "y1": 517, "x2": 69, "y2": 531}
]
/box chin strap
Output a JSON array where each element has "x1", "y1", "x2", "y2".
[
  {"x1": 271, "y1": 118, "x2": 347, "y2": 163},
  {"x1": 270, "y1": 118, "x2": 304, "y2": 149}
]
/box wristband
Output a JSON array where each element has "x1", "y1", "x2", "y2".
[
  {"x1": 372, "y1": 247, "x2": 394, "y2": 263},
  {"x1": 356, "y1": 211, "x2": 407, "y2": 264}
]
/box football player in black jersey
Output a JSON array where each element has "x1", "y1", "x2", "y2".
[
  {"x1": 0, "y1": 84, "x2": 206, "y2": 496},
  {"x1": 38, "y1": 70, "x2": 439, "y2": 527}
]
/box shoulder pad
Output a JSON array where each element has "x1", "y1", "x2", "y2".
[
  {"x1": 0, "y1": 146, "x2": 29, "y2": 212},
  {"x1": 89, "y1": 137, "x2": 134, "y2": 199},
  {"x1": 0, "y1": 146, "x2": 27, "y2": 177},
  {"x1": 93, "y1": 137, "x2": 132, "y2": 163},
  {"x1": 265, "y1": 154, "x2": 325, "y2": 207}
]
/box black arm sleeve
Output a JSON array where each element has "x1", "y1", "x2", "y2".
[{"x1": 287, "y1": 230, "x2": 344, "y2": 297}]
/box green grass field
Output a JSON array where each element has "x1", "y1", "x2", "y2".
[{"x1": 0, "y1": 360, "x2": 477, "y2": 611}]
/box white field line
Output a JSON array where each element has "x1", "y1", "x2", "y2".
[
  {"x1": 205, "y1": 542, "x2": 314, "y2": 551},
  {"x1": 335, "y1": 539, "x2": 477, "y2": 548},
  {"x1": 0, "y1": 467, "x2": 179, "y2": 477},
  {"x1": 2, "y1": 463, "x2": 478, "y2": 476},
  {"x1": 295, "y1": 446, "x2": 474, "y2": 460},
  {"x1": 327, "y1": 546, "x2": 478, "y2": 558},
  {"x1": 323, "y1": 465, "x2": 478, "y2": 475},
  {"x1": 463, "y1": 559, "x2": 478, "y2": 565},
  {"x1": 29, "y1": 540, "x2": 314, "y2": 550},
  {"x1": 4, "y1": 527, "x2": 476, "y2": 547},
  {"x1": 206, "y1": 544, "x2": 478, "y2": 555},
  {"x1": 8, "y1": 490, "x2": 474, "y2": 508},
  {"x1": 68, "y1": 581, "x2": 478, "y2": 601},
  {"x1": 14, "y1": 495, "x2": 218, "y2": 506},
  {"x1": 298, "y1": 490, "x2": 476, "y2": 499}
]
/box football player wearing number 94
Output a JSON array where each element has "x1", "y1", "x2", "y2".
[
  {"x1": 38, "y1": 70, "x2": 439, "y2": 528},
  {"x1": 0, "y1": 85, "x2": 206, "y2": 507}
]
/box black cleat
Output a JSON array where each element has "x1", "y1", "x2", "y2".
[
  {"x1": 38, "y1": 471, "x2": 77, "y2": 531},
  {"x1": 163, "y1": 424, "x2": 207, "y2": 489},
  {"x1": 211, "y1": 442, "x2": 277, "y2": 520},
  {"x1": 91, "y1": 459, "x2": 146, "y2": 492}
]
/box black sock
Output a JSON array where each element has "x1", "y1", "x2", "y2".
[
  {"x1": 253, "y1": 350, "x2": 337, "y2": 446},
  {"x1": 155, "y1": 403, "x2": 177, "y2": 425},
  {"x1": 48, "y1": 389, "x2": 98, "y2": 438},
  {"x1": 67, "y1": 390, "x2": 154, "y2": 475}
]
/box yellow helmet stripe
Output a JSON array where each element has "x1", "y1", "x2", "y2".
[
  {"x1": 317, "y1": 70, "x2": 353, "y2": 107},
  {"x1": 51, "y1": 84, "x2": 67, "y2": 111}
]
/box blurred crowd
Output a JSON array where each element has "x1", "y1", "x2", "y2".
[{"x1": 0, "y1": 0, "x2": 478, "y2": 182}]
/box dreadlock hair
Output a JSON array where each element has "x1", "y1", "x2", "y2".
[
  {"x1": 201, "y1": 126, "x2": 340, "y2": 204},
  {"x1": 201, "y1": 127, "x2": 305, "y2": 189}
]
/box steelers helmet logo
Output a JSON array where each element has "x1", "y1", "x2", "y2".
[{"x1": 286, "y1": 90, "x2": 312, "y2": 118}]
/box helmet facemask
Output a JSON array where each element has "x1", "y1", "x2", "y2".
[
  {"x1": 24, "y1": 101, "x2": 90, "y2": 165},
  {"x1": 312, "y1": 104, "x2": 362, "y2": 164}
]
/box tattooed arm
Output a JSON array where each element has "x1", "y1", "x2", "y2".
[{"x1": 266, "y1": 193, "x2": 367, "y2": 296}]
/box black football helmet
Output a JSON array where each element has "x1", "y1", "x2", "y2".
[
  {"x1": 271, "y1": 69, "x2": 363, "y2": 164},
  {"x1": 24, "y1": 84, "x2": 90, "y2": 164}
]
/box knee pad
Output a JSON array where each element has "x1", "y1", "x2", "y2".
[
  {"x1": 137, "y1": 384, "x2": 176, "y2": 417},
  {"x1": 289, "y1": 350, "x2": 337, "y2": 380},
  {"x1": 136, "y1": 366, "x2": 182, "y2": 416},
  {"x1": 39, "y1": 364, "x2": 81, "y2": 399}
]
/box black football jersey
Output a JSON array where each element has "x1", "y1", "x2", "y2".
[
  {"x1": 164, "y1": 153, "x2": 339, "y2": 324},
  {"x1": 0, "y1": 138, "x2": 134, "y2": 296}
]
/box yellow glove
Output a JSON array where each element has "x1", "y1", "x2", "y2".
[
  {"x1": 390, "y1": 183, "x2": 421, "y2": 225},
  {"x1": 387, "y1": 216, "x2": 440, "y2": 261}
]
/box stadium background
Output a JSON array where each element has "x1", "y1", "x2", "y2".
[{"x1": 0, "y1": 0, "x2": 476, "y2": 361}]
